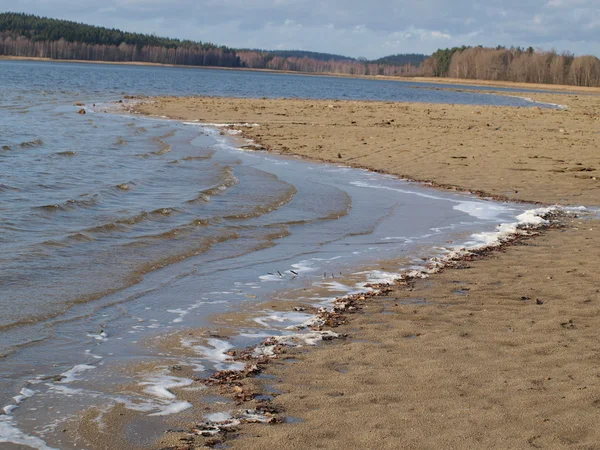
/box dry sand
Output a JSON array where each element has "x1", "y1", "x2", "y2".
[{"x1": 131, "y1": 91, "x2": 600, "y2": 449}]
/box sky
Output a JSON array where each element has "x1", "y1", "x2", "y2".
[{"x1": 2, "y1": 0, "x2": 599, "y2": 59}]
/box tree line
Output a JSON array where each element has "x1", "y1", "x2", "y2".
[
  {"x1": 0, "y1": 13, "x2": 241, "y2": 67},
  {"x1": 422, "y1": 46, "x2": 600, "y2": 87},
  {"x1": 237, "y1": 50, "x2": 420, "y2": 76},
  {"x1": 0, "y1": 12, "x2": 219, "y2": 49},
  {"x1": 0, "y1": 34, "x2": 241, "y2": 66}
]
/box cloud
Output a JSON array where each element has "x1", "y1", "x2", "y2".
[{"x1": 2, "y1": 0, "x2": 599, "y2": 58}]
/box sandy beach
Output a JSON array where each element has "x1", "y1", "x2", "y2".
[
  {"x1": 130, "y1": 90, "x2": 600, "y2": 449},
  {"x1": 136, "y1": 93, "x2": 600, "y2": 206}
]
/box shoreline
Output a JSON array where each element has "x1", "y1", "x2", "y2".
[
  {"x1": 126, "y1": 93, "x2": 600, "y2": 449},
  {"x1": 3, "y1": 55, "x2": 600, "y2": 94},
  {"x1": 149, "y1": 206, "x2": 569, "y2": 449}
]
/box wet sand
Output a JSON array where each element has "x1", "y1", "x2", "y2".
[{"x1": 131, "y1": 93, "x2": 600, "y2": 449}]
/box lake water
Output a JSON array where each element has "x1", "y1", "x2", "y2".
[{"x1": 0, "y1": 60, "x2": 550, "y2": 449}]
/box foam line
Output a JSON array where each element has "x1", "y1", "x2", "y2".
[
  {"x1": 182, "y1": 338, "x2": 246, "y2": 371},
  {"x1": 58, "y1": 364, "x2": 96, "y2": 383},
  {"x1": 140, "y1": 373, "x2": 194, "y2": 400},
  {"x1": 0, "y1": 416, "x2": 58, "y2": 450}
]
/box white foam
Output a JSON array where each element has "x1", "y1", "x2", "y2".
[
  {"x1": 167, "y1": 308, "x2": 188, "y2": 323},
  {"x1": 45, "y1": 384, "x2": 85, "y2": 396},
  {"x1": 205, "y1": 411, "x2": 232, "y2": 422},
  {"x1": 454, "y1": 201, "x2": 513, "y2": 220},
  {"x1": 239, "y1": 410, "x2": 272, "y2": 423},
  {"x1": 2, "y1": 405, "x2": 17, "y2": 415},
  {"x1": 116, "y1": 398, "x2": 156, "y2": 413},
  {"x1": 58, "y1": 364, "x2": 96, "y2": 383},
  {"x1": 458, "y1": 207, "x2": 554, "y2": 250},
  {"x1": 13, "y1": 388, "x2": 35, "y2": 406},
  {"x1": 2, "y1": 387, "x2": 36, "y2": 415},
  {"x1": 166, "y1": 299, "x2": 228, "y2": 324},
  {"x1": 354, "y1": 270, "x2": 399, "y2": 285},
  {"x1": 254, "y1": 312, "x2": 313, "y2": 329},
  {"x1": 350, "y1": 180, "x2": 447, "y2": 202},
  {"x1": 259, "y1": 273, "x2": 282, "y2": 282},
  {"x1": 182, "y1": 338, "x2": 245, "y2": 371},
  {"x1": 318, "y1": 280, "x2": 358, "y2": 293},
  {"x1": 84, "y1": 349, "x2": 103, "y2": 359},
  {"x1": 87, "y1": 330, "x2": 108, "y2": 341},
  {"x1": 506, "y1": 94, "x2": 568, "y2": 110},
  {"x1": 252, "y1": 331, "x2": 339, "y2": 358},
  {"x1": 290, "y1": 261, "x2": 317, "y2": 273},
  {"x1": 149, "y1": 401, "x2": 193, "y2": 416},
  {"x1": 0, "y1": 415, "x2": 58, "y2": 450},
  {"x1": 187, "y1": 122, "x2": 260, "y2": 128},
  {"x1": 140, "y1": 373, "x2": 194, "y2": 400},
  {"x1": 238, "y1": 331, "x2": 274, "y2": 339}
]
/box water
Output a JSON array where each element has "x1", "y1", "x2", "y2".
[
  {"x1": 0, "y1": 60, "x2": 547, "y2": 448},
  {"x1": 0, "y1": 60, "x2": 564, "y2": 106}
]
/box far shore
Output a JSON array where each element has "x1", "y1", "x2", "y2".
[{"x1": 3, "y1": 55, "x2": 600, "y2": 94}]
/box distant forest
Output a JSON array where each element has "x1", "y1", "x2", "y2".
[
  {"x1": 0, "y1": 12, "x2": 242, "y2": 66},
  {"x1": 242, "y1": 50, "x2": 355, "y2": 62},
  {"x1": 1, "y1": 13, "x2": 600, "y2": 86},
  {"x1": 423, "y1": 46, "x2": 600, "y2": 87},
  {"x1": 242, "y1": 49, "x2": 428, "y2": 66},
  {"x1": 370, "y1": 53, "x2": 428, "y2": 66}
]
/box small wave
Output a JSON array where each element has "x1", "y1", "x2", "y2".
[
  {"x1": 137, "y1": 218, "x2": 210, "y2": 240},
  {"x1": 19, "y1": 139, "x2": 44, "y2": 148},
  {"x1": 1, "y1": 145, "x2": 11, "y2": 151},
  {"x1": 67, "y1": 232, "x2": 96, "y2": 243},
  {"x1": 182, "y1": 154, "x2": 213, "y2": 161},
  {"x1": 134, "y1": 230, "x2": 240, "y2": 274},
  {"x1": 34, "y1": 196, "x2": 98, "y2": 212},
  {"x1": 187, "y1": 166, "x2": 239, "y2": 203},
  {"x1": 66, "y1": 197, "x2": 97, "y2": 208},
  {"x1": 160, "y1": 129, "x2": 176, "y2": 139},
  {"x1": 39, "y1": 239, "x2": 70, "y2": 248},
  {"x1": 114, "y1": 137, "x2": 127, "y2": 145},
  {"x1": 116, "y1": 211, "x2": 150, "y2": 225},
  {"x1": 83, "y1": 208, "x2": 174, "y2": 234},
  {"x1": 116, "y1": 183, "x2": 131, "y2": 191},
  {"x1": 191, "y1": 218, "x2": 210, "y2": 226},
  {"x1": 152, "y1": 137, "x2": 172, "y2": 155},
  {"x1": 40, "y1": 231, "x2": 95, "y2": 247},
  {"x1": 84, "y1": 222, "x2": 126, "y2": 233},
  {"x1": 0, "y1": 184, "x2": 19, "y2": 192},
  {"x1": 35, "y1": 204, "x2": 63, "y2": 212},
  {"x1": 151, "y1": 208, "x2": 177, "y2": 216},
  {"x1": 54, "y1": 151, "x2": 77, "y2": 157},
  {"x1": 224, "y1": 183, "x2": 298, "y2": 221}
]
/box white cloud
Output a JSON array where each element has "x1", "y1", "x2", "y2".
[{"x1": 1, "y1": 0, "x2": 599, "y2": 58}]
